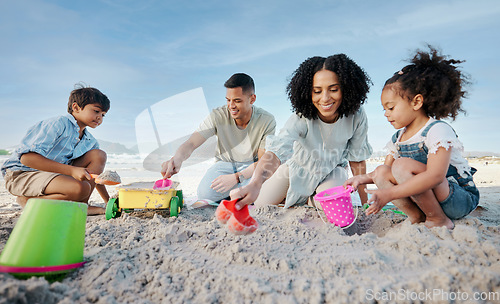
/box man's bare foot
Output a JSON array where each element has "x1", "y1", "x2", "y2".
[
  {"x1": 16, "y1": 196, "x2": 29, "y2": 208},
  {"x1": 424, "y1": 217, "x2": 454, "y2": 229},
  {"x1": 87, "y1": 206, "x2": 106, "y2": 216}
]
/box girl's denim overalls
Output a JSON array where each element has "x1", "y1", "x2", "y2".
[{"x1": 392, "y1": 121, "x2": 479, "y2": 219}]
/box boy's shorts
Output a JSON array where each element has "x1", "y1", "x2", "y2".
[{"x1": 4, "y1": 170, "x2": 61, "y2": 197}]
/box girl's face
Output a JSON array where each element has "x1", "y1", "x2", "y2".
[
  {"x1": 381, "y1": 87, "x2": 419, "y2": 129},
  {"x1": 312, "y1": 69, "x2": 342, "y2": 123}
]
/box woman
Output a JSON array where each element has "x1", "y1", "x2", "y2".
[{"x1": 231, "y1": 54, "x2": 373, "y2": 210}]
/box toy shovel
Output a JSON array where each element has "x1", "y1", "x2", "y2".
[
  {"x1": 215, "y1": 198, "x2": 258, "y2": 235},
  {"x1": 153, "y1": 178, "x2": 173, "y2": 190}
]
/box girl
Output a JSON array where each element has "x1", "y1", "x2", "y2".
[
  {"x1": 231, "y1": 54, "x2": 373, "y2": 209},
  {"x1": 345, "y1": 46, "x2": 479, "y2": 229}
]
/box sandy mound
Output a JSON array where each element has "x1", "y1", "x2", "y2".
[
  {"x1": 1, "y1": 202, "x2": 499, "y2": 303},
  {"x1": 0, "y1": 158, "x2": 499, "y2": 303}
]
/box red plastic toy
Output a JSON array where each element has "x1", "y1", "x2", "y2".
[{"x1": 215, "y1": 199, "x2": 258, "y2": 235}]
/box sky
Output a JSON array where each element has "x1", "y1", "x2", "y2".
[{"x1": 1, "y1": 0, "x2": 500, "y2": 155}]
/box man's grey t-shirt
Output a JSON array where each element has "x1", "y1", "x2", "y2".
[{"x1": 196, "y1": 105, "x2": 276, "y2": 163}]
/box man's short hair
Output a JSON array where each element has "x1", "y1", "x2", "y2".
[{"x1": 224, "y1": 73, "x2": 255, "y2": 95}]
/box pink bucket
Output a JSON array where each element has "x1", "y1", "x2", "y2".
[{"x1": 314, "y1": 185, "x2": 356, "y2": 228}]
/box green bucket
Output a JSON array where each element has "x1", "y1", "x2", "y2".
[{"x1": 0, "y1": 199, "x2": 87, "y2": 274}]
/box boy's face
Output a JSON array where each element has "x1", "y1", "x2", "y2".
[
  {"x1": 71, "y1": 103, "x2": 106, "y2": 129},
  {"x1": 225, "y1": 87, "x2": 255, "y2": 121}
]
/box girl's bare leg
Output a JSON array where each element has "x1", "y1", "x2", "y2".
[
  {"x1": 372, "y1": 164, "x2": 426, "y2": 224},
  {"x1": 391, "y1": 158, "x2": 454, "y2": 229}
]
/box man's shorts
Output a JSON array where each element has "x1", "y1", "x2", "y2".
[{"x1": 4, "y1": 170, "x2": 61, "y2": 197}]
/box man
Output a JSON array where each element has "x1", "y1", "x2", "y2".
[{"x1": 161, "y1": 73, "x2": 276, "y2": 203}]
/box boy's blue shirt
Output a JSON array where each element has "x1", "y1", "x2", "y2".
[{"x1": 1, "y1": 114, "x2": 99, "y2": 176}]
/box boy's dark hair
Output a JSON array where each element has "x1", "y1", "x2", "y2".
[
  {"x1": 384, "y1": 45, "x2": 470, "y2": 120},
  {"x1": 224, "y1": 73, "x2": 255, "y2": 95},
  {"x1": 67, "y1": 84, "x2": 111, "y2": 114},
  {"x1": 287, "y1": 54, "x2": 372, "y2": 120}
]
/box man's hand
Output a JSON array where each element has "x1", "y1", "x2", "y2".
[
  {"x1": 161, "y1": 158, "x2": 181, "y2": 179},
  {"x1": 211, "y1": 173, "x2": 238, "y2": 193}
]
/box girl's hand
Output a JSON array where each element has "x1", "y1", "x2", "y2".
[
  {"x1": 364, "y1": 188, "x2": 391, "y2": 215},
  {"x1": 211, "y1": 174, "x2": 238, "y2": 193},
  {"x1": 230, "y1": 182, "x2": 261, "y2": 210}
]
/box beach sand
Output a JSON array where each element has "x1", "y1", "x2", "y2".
[{"x1": 0, "y1": 156, "x2": 499, "y2": 303}]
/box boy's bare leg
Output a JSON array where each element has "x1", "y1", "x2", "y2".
[
  {"x1": 391, "y1": 158, "x2": 454, "y2": 229},
  {"x1": 16, "y1": 196, "x2": 29, "y2": 208},
  {"x1": 372, "y1": 165, "x2": 426, "y2": 224},
  {"x1": 95, "y1": 184, "x2": 110, "y2": 202},
  {"x1": 17, "y1": 195, "x2": 105, "y2": 215},
  {"x1": 72, "y1": 149, "x2": 109, "y2": 214},
  {"x1": 42, "y1": 174, "x2": 104, "y2": 215}
]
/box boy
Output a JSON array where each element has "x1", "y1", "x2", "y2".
[{"x1": 1, "y1": 85, "x2": 111, "y2": 215}]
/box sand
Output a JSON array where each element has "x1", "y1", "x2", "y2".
[
  {"x1": 98, "y1": 170, "x2": 121, "y2": 184},
  {"x1": 0, "y1": 157, "x2": 499, "y2": 303}
]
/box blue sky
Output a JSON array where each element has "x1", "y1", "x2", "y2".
[{"x1": 1, "y1": 0, "x2": 500, "y2": 154}]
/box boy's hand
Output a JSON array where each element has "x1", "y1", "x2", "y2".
[
  {"x1": 211, "y1": 173, "x2": 238, "y2": 193},
  {"x1": 71, "y1": 167, "x2": 92, "y2": 181},
  {"x1": 161, "y1": 158, "x2": 181, "y2": 178}
]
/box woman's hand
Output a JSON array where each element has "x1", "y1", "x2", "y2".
[
  {"x1": 230, "y1": 182, "x2": 261, "y2": 210},
  {"x1": 211, "y1": 173, "x2": 238, "y2": 193},
  {"x1": 344, "y1": 172, "x2": 373, "y2": 189},
  {"x1": 344, "y1": 176, "x2": 362, "y2": 190}
]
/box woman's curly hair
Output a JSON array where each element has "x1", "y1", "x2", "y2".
[
  {"x1": 384, "y1": 45, "x2": 470, "y2": 120},
  {"x1": 286, "y1": 54, "x2": 372, "y2": 119}
]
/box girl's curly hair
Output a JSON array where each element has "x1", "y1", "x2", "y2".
[
  {"x1": 384, "y1": 45, "x2": 470, "y2": 120},
  {"x1": 286, "y1": 54, "x2": 372, "y2": 119}
]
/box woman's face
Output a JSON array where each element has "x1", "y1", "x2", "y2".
[{"x1": 312, "y1": 69, "x2": 342, "y2": 123}]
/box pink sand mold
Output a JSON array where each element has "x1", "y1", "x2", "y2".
[
  {"x1": 314, "y1": 185, "x2": 356, "y2": 228},
  {"x1": 153, "y1": 179, "x2": 173, "y2": 190},
  {"x1": 215, "y1": 199, "x2": 258, "y2": 235}
]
